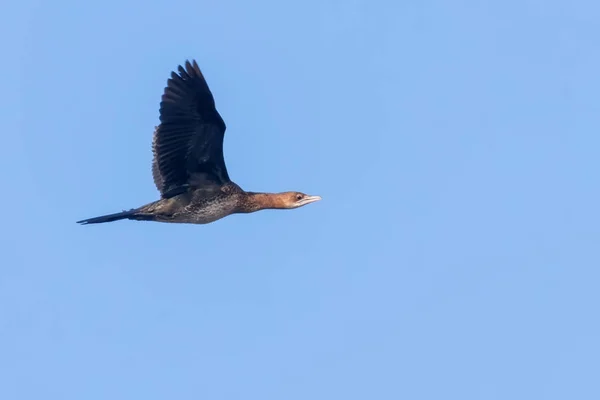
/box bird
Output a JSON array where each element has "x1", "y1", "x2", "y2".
[{"x1": 76, "y1": 60, "x2": 321, "y2": 226}]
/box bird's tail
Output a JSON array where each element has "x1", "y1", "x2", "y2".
[{"x1": 76, "y1": 208, "x2": 139, "y2": 225}]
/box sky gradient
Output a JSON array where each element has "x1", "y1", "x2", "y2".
[{"x1": 2, "y1": 0, "x2": 600, "y2": 399}]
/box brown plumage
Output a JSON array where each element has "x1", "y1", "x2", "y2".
[{"x1": 77, "y1": 60, "x2": 321, "y2": 226}]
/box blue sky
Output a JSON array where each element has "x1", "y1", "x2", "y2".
[{"x1": 2, "y1": 0, "x2": 599, "y2": 399}]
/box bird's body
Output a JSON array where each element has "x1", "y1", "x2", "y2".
[{"x1": 77, "y1": 60, "x2": 320, "y2": 226}]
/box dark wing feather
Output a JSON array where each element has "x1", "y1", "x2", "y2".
[
  {"x1": 151, "y1": 126, "x2": 164, "y2": 193},
  {"x1": 152, "y1": 60, "x2": 229, "y2": 198}
]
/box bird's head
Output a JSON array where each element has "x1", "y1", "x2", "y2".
[
  {"x1": 278, "y1": 191, "x2": 322, "y2": 209},
  {"x1": 243, "y1": 191, "x2": 322, "y2": 212}
]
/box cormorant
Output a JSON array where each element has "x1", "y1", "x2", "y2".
[{"x1": 77, "y1": 60, "x2": 321, "y2": 225}]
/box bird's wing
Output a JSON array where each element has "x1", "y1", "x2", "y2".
[{"x1": 152, "y1": 60, "x2": 229, "y2": 199}]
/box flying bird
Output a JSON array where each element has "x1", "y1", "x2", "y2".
[{"x1": 77, "y1": 60, "x2": 321, "y2": 225}]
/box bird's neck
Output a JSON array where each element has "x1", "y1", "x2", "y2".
[{"x1": 240, "y1": 192, "x2": 289, "y2": 213}]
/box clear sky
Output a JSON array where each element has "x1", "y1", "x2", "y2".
[{"x1": 2, "y1": 0, "x2": 599, "y2": 399}]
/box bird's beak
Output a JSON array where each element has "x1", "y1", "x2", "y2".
[{"x1": 300, "y1": 195, "x2": 322, "y2": 205}]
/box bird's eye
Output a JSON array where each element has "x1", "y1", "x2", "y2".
[{"x1": 296, "y1": 194, "x2": 304, "y2": 201}]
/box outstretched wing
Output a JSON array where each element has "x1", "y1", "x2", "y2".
[{"x1": 152, "y1": 60, "x2": 230, "y2": 198}]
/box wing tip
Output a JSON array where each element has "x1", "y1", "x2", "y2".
[
  {"x1": 167, "y1": 59, "x2": 203, "y2": 86},
  {"x1": 181, "y1": 59, "x2": 202, "y2": 78}
]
